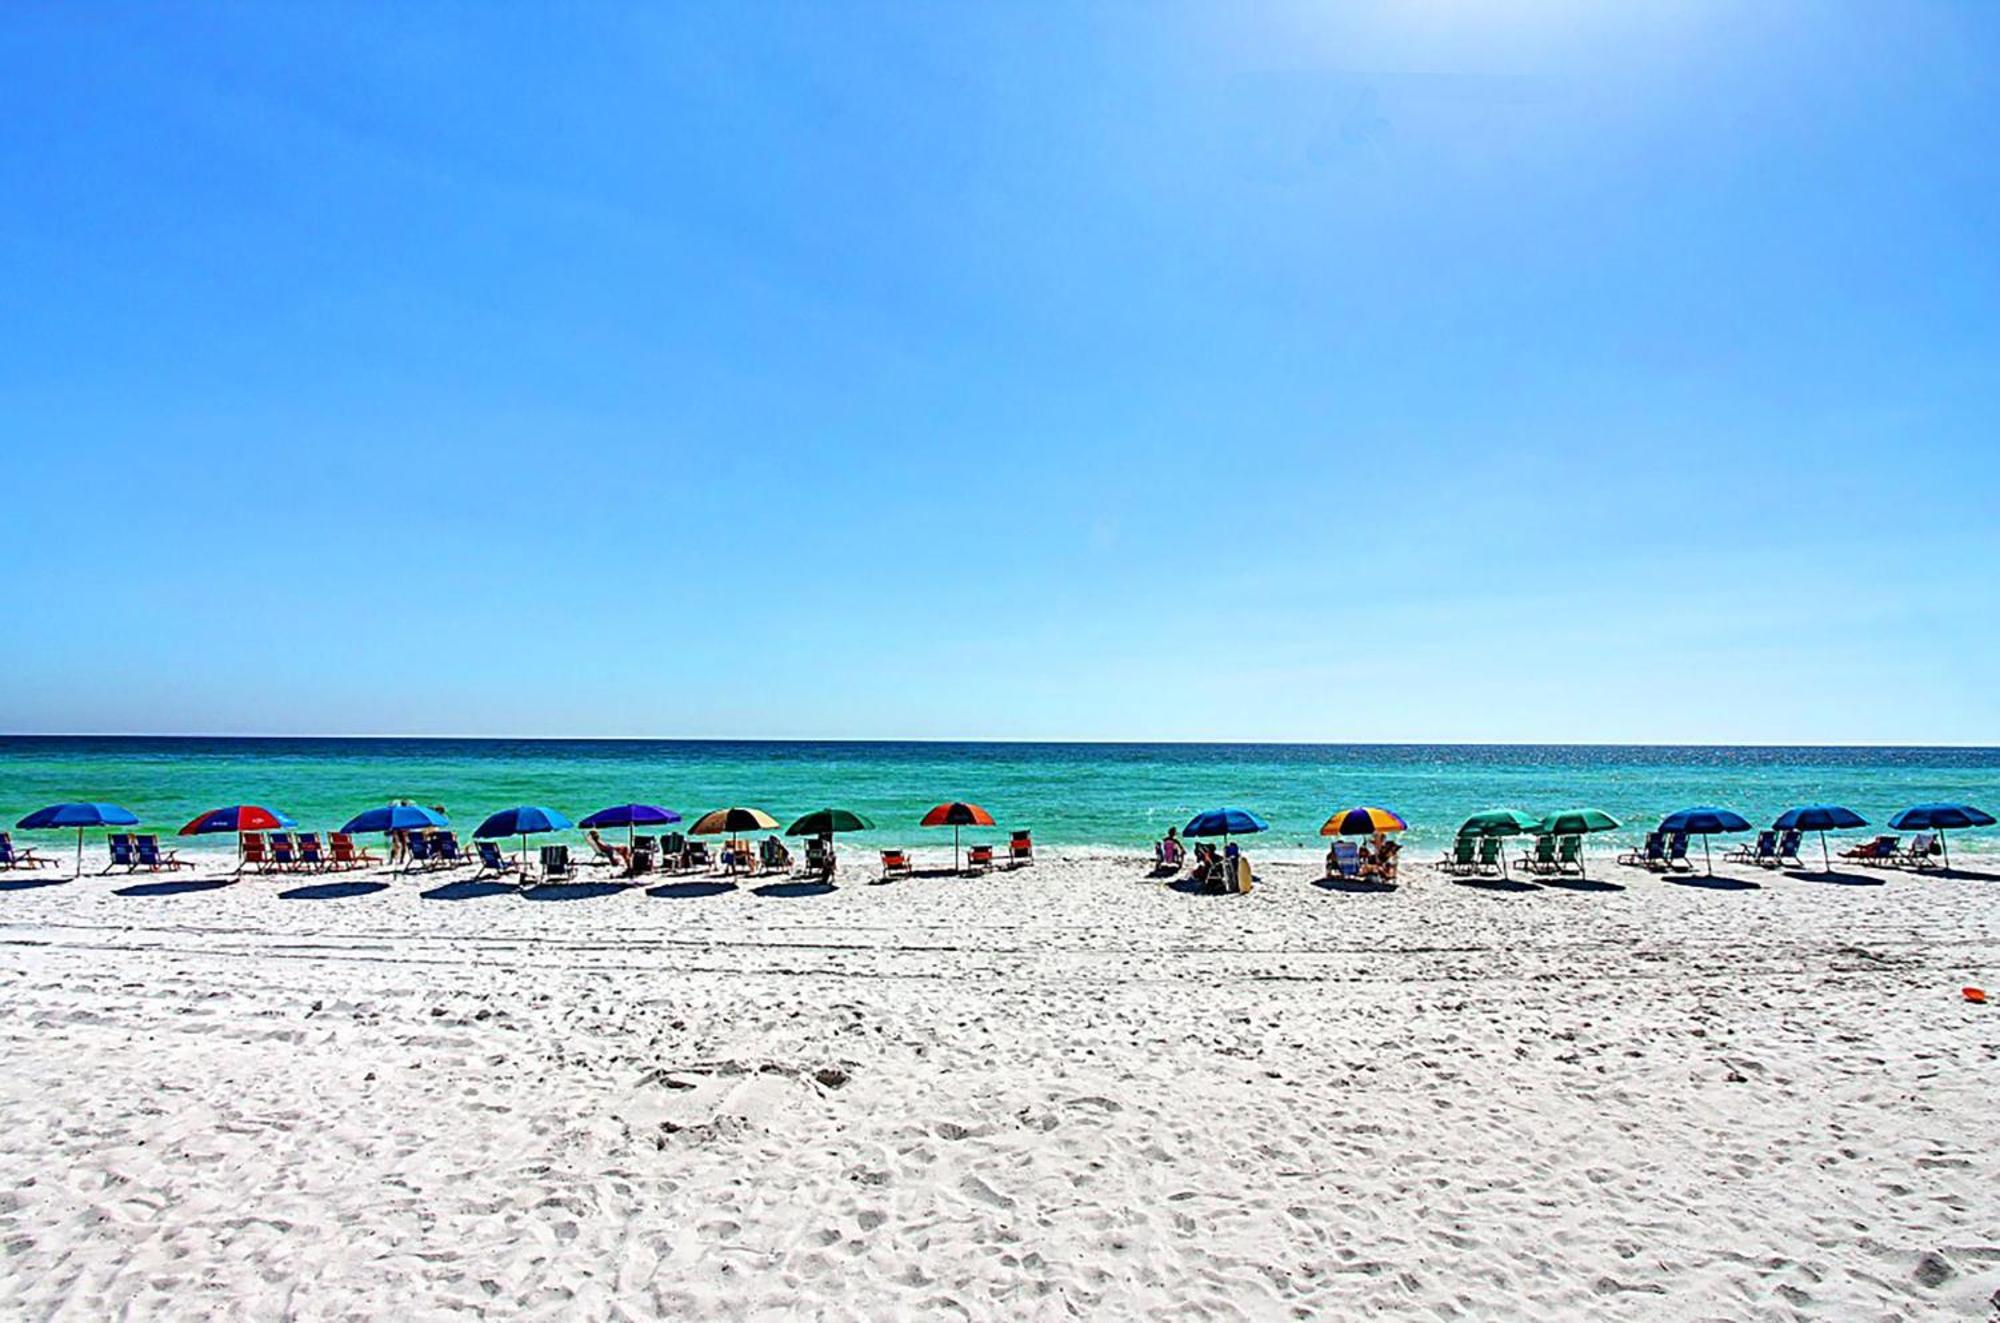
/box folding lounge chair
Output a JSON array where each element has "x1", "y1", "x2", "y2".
[
  {"x1": 625, "y1": 843, "x2": 655, "y2": 878},
  {"x1": 329, "y1": 833, "x2": 377, "y2": 869},
  {"x1": 1775, "y1": 830, "x2": 1803, "y2": 867},
  {"x1": 403, "y1": 833, "x2": 434, "y2": 873},
  {"x1": 760, "y1": 837, "x2": 794, "y2": 872},
  {"x1": 1664, "y1": 832, "x2": 1692, "y2": 872},
  {"x1": 1440, "y1": 836, "x2": 1478, "y2": 875},
  {"x1": 1894, "y1": 832, "x2": 1938, "y2": 869},
  {"x1": 135, "y1": 835, "x2": 192, "y2": 872},
  {"x1": 1616, "y1": 832, "x2": 1662, "y2": 869},
  {"x1": 235, "y1": 832, "x2": 270, "y2": 874},
  {"x1": 0, "y1": 833, "x2": 54, "y2": 870},
  {"x1": 1330, "y1": 840, "x2": 1363, "y2": 879},
  {"x1": 683, "y1": 840, "x2": 712, "y2": 873},
  {"x1": 270, "y1": 832, "x2": 301, "y2": 872},
  {"x1": 474, "y1": 840, "x2": 519, "y2": 879},
  {"x1": 879, "y1": 849, "x2": 913, "y2": 882},
  {"x1": 1475, "y1": 836, "x2": 1503, "y2": 876},
  {"x1": 802, "y1": 838, "x2": 836, "y2": 880},
  {"x1": 1519, "y1": 835, "x2": 1557, "y2": 875},
  {"x1": 1842, "y1": 835, "x2": 1898, "y2": 866},
  {"x1": 100, "y1": 833, "x2": 138, "y2": 874},
  {"x1": 432, "y1": 832, "x2": 465, "y2": 867},
  {"x1": 1725, "y1": 831, "x2": 1776, "y2": 866},
  {"x1": 538, "y1": 844, "x2": 575, "y2": 883},
  {"x1": 1008, "y1": 831, "x2": 1034, "y2": 868},
  {"x1": 1554, "y1": 834, "x2": 1583, "y2": 874},
  {"x1": 295, "y1": 833, "x2": 329, "y2": 871},
  {"x1": 963, "y1": 844, "x2": 995, "y2": 875}
]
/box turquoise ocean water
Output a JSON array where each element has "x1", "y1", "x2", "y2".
[{"x1": 3, "y1": 738, "x2": 1997, "y2": 859}]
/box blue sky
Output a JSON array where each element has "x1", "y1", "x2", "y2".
[{"x1": 1, "y1": 3, "x2": 1995, "y2": 742}]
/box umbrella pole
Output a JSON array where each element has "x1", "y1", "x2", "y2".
[
  {"x1": 954, "y1": 825, "x2": 961, "y2": 875},
  {"x1": 75, "y1": 827, "x2": 84, "y2": 880},
  {"x1": 1821, "y1": 831, "x2": 1830, "y2": 873},
  {"x1": 1940, "y1": 830, "x2": 1950, "y2": 875}
]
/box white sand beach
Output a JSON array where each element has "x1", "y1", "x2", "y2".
[{"x1": 2, "y1": 847, "x2": 1996, "y2": 1320}]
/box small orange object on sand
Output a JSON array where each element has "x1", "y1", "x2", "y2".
[{"x1": 1965, "y1": 987, "x2": 1988, "y2": 1004}]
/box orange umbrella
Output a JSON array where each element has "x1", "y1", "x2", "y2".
[{"x1": 921, "y1": 801, "x2": 995, "y2": 873}]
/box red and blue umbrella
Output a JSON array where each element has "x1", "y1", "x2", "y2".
[{"x1": 180, "y1": 805, "x2": 296, "y2": 836}]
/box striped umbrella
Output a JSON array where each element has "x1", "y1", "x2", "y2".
[{"x1": 1319, "y1": 806, "x2": 1408, "y2": 837}]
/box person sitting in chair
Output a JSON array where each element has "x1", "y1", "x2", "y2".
[{"x1": 586, "y1": 829, "x2": 630, "y2": 870}]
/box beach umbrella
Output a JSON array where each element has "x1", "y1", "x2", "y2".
[
  {"x1": 1771, "y1": 804, "x2": 1867, "y2": 872},
  {"x1": 1455, "y1": 810, "x2": 1541, "y2": 876},
  {"x1": 785, "y1": 808, "x2": 877, "y2": 837},
  {"x1": 1319, "y1": 807, "x2": 1408, "y2": 837},
  {"x1": 578, "y1": 803, "x2": 682, "y2": 850},
  {"x1": 1887, "y1": 803, "x2": 1995, "y2": 874},
  {"x1": 341, "y1": 803, "x2": 449, "y2": 834},
  {"x1": 1532, "y1": 809, "x2": 1620, "y2": 877},
  {"x1": 1658, "y1": 806, "x2": 1751, "y2": 875},
  {"x1": 180, "y1": 804, "x2": 299, "y2": 868},
  {"x1": 16, "y1": 802, "x2": 141, "y2": 878},
  {"x1": 690, "y1": 807, "x2": 780, "y2": 836},
  {"x1": 180, "y1": 805, "x2": 296, "y2": 836},
  {"x1": 474, "y1": 805, "x2": 576, "y2": 867},
  {"x1": 922, "y1": 801, "x2": 997, "y2": 873}
]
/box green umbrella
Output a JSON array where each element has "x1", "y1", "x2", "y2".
[
  {"x1": 1533, "y1": 809, "x2": 1620, "y2": 877},
  {"x1": 1457, "y1": 809, "x2": 1542, "y2": 878},
  {"x1": 784, "y1": 808, "x2": 877, "y2": 837}
]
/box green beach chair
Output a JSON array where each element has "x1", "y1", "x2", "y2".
[
  {"x1": 1439, "y1": 836, "x2": 1477, "y2": 875},
  {"x1": 1476, "y1": 836, "x2": 1503, "y2": 876},
  {"x1": 1555, "y1": 834, "x2": 1582, "y2": 874},
  {"x1": 1519, "y1": 834, "x2": 1556, "y2": 875}
]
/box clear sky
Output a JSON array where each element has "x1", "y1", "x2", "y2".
[{"x1": 1, "y1": 3, "x2": 1994, "y2": 743}]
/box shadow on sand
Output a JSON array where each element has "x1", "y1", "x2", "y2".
[
  {"x1": 280, "y1": 880, "x2": 391, "y2": 900},
  {"x1": 520, "y1": 881, "x2": 628, "y2": 902},
  {"x1": 1539, "y1": 877, "x2": 1626, "y2": 893},
  {"x1": 647, "y1": 880, "x2": 738, "y2": 900},
  {"x1": 0, "y1": 876, "x2": 71, "y2": 892},
  {"x1": 114, "y1": 878, "x2": 235, "y2": 897},
  {"x1": 422, "y1": 879, "x2": 519, "y2": 901},
  {"x1": 1664, "y1": 873, "x2": 1760, "y2": 891},
  {"x1": 752, "y1": 880, "x2": 836, "y2": 899},
  {"x1": 1312, "y1": 876, "x2": 1397, "y2": 895},
  {"x1": 1785, "y1": 868, "x2": 1885, "y2": 887},
  {"x1": 1452, "y1": 876, "x2": 1539, "y2": 894}
]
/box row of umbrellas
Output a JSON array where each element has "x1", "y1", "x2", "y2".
[
  {"x1": 1176, "y1": 801, "x2": 1997, "y2": 877},
  {"x1": 11, "y1": 799, "x2": 1003, "y2": 876}
]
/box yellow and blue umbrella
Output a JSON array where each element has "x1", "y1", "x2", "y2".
[{"x1": 1319, "y1": 806, "x2": 1407, "y2": 837}]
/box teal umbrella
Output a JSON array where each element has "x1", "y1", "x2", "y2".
[
  {"x1": 1533, "y1": 809, "x2": 1620, "y2": 877},
  {"x1": 1457, "y1": 809, "x2": 1541, "y2": 878}
]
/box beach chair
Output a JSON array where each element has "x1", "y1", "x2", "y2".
[
  {"x1": 586, "y1": 831, "x2": 624, "y2": 869},
  {"x1": 1775, "y1": 830, "x2": 1803, "y2": 867},
  {"x1": 1725, "y1": 831, "x2": 1776, "y2": 867},
  {"x1": 1475, "y1": 836, "x2": 1503, "y2": 876},
  {"x1": 1616, "y1": 832, "x2": 1662, "y2": 869},
  {"x1": 432, "y1": 832, "x2": 465, "y2": 867},
  {"x1": 269, "y1": 831, "x2": 301, "y2": 872},
  {"x1": 0, "y1": 833, "x2": 54, "y2": 870},
  {"x1": 683, "y1": 840, "x2": 712, "y2": 873},
  {"x1": 474, "y1": 840, "x2": 519, "y2": 879},
  {"x1": 803, "y1": 837, "x2": 836, "y2": 880},
  {"x1": 1841, "y1": 835, "x2": 1898, "y2": 866},
  {"x1": 1893, "y1": 832, "x2": 1937, "y2": 869},
  {"x1": 295, "y1": 833, "x2": 329, "y2": 871},
  {"x1": 660, "y1": 832, "x2": 687, "y2": 870},
  {"x1": 99, "y1": 833, "x2": 138, "y2": 874},
  {"x1": 329, "y1": 832, "x2": 377, "y2": 869},
  {"x1": 1439, "y1": 836, "x2": 1478, "y2": 875},
  {"x1": 625, "y1": 842, "x2": 656, "y2": 878},
  {"x1": 965, "y1": 843, "x2": 995, "y2": 875},
  {"x1": 539, "y1": 844, "x2": 575, "y2": 883},
  {"x1": 1330, "y1": 840, "x2": 1362, "y2": 880},
  {"x1": 760, "y1": 837, "x2": 794, "y2": 872},
  {"x1": 236, "y1": 832, "x2": 271, "y2": 874},
  {"x1": 1518, "y1": 834, "x2": 1557, "y2": 875},
  {"x1": 1664, "y1": 832, "x2": 1692, "y2": 872},
  {"x1": 1554, "y1": 834, "x2": 1582, "y2": 874},
  {"x1": 879, "y1": 849, "x2": 913, "y2": 882},
  {"x1": 403, "y1": 832, "x2": 434, "y2": 872},
  {"x1": 1009, "y1": 830, "x2": 1034, "y2": 868},
  {"x1": 135, "y1": 834, "x2": 192, "y2": 872}
]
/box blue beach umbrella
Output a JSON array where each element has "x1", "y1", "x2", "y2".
[
  {"x1": 578, "y1": 804, "x2": 681, "y2": 850},
  {"x1": 475, "y1": 805, "x2": 575, "y2": 865},
  {"x1": 1184, "y1": 807, "x2": 1269, "y2": 841},
  {"x1": 16, "y1": 802, "x2": 141, "y2": 877},
  {"x1": 1771, "y1": 805, "x2": 1867, "y2": 872},
  {"x1": 341, "y1": 804, "x2": 449, "y2": 835},
  {"x1": 1658, "y1": 806, "x2": 1752, "y2": 875},
  {"x1": 1887, "y1": 803, "x2": 1995, "y2": 873}
]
